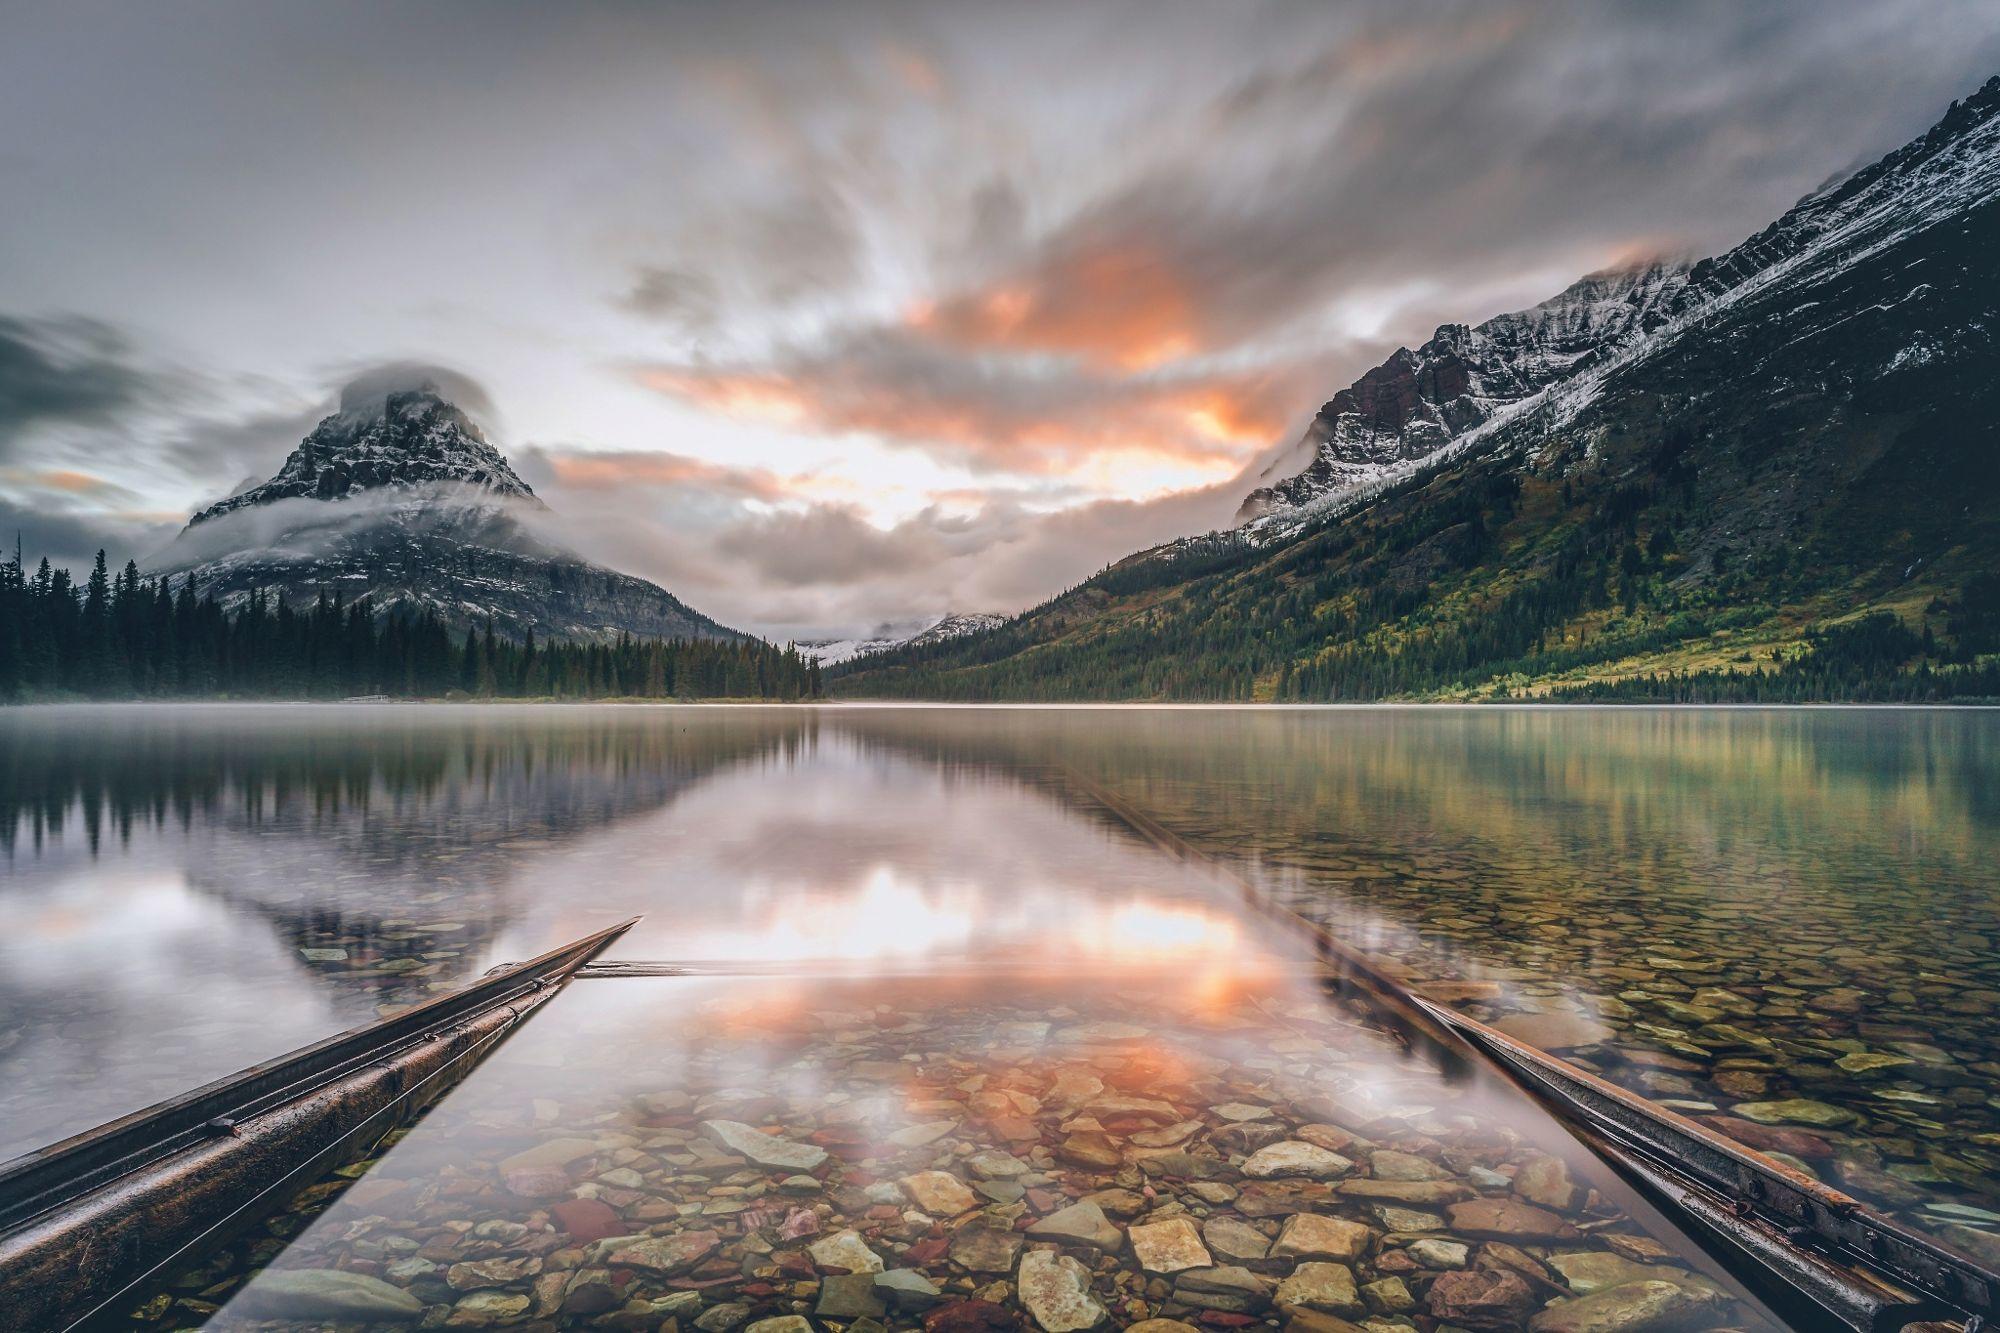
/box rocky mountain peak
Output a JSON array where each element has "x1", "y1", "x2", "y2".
[
  {"x1": 188, "y1": 382, "x2": 538, "y2": 527},
  {"x1": 1235, "y1": 257, "x2": 1695, "y2": 523}
]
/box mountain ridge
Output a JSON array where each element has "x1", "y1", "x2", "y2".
[
  {"x1": 1237, "y1": 73, "x2": 2000, "y2": 538},
  {"x1": 834, "y1": 73, "x2": 2000, "y2": 702}
]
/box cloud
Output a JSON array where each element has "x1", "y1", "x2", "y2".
[
  {"x1": 517, "y1": 446, "x2": 792, "y2": 504},
  {"x1": 620, "y1": 266, "x2": 720, "y2": 332},
  {"x1": 0, "y1": 494, "x2": 179, "y2": 574},
  {"x1": 633, "y1": 325, "x2": 1318, "y2": 485},
  {"x1": 11, "y1": 1, "x2": 2000, "y2": 639},
  {"x1": 529, "y1": 453, "x2": 1248, "y2": 642},
  {"x1": 333, "y1": 361, "x2": 495, "y2": 424},
  {"x1": 0, "y1": 316, "x2": 158, "y2": 459}
]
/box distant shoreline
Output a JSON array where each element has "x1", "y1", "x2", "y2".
[{"x1": 5, "y1": 697, "x2": 1994, "y2": 710}]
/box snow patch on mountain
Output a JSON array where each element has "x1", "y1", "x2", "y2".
[
  {"x1": 190, "y1": 383, "x2": 536, "y2": 525},
  {"x1": 799, "y1": 612, "x2": 1005, "y2": 665}
]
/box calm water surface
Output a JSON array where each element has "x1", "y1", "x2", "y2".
[{"x1": 2, "y1": 704, "x2": 1996, "y2": 1275}]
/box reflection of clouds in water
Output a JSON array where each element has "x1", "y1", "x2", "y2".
[
  {"x1": 667, "y1": 867, "x2": 1250, "y2": 971},
  {"x1": 0, "y1": 868, "x2": 335, "y2": 1156}
]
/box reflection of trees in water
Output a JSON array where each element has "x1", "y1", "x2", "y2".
[
  {"x1": 827, "y1": 707, "x2": 1998, "y2": 891},
  {"x1": 0, "y1": 707, "x2": 817, "y2": 1009},
  {"x1": 0, "y1": 708, "x2": 821, "y2": 859}
]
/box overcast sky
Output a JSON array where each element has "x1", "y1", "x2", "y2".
[{"x1": 3, "y1": 1, "x2": 1997, "y2": 639}]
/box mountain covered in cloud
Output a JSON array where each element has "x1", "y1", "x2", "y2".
[
  {"x1": 189, "y1": 385, "x2": 540, "y2": 523},
  {"x1": 835, "y1": 74, "x2": 2000, "y2": 700},
  {"x1": 151, "y1": 382, "x2": 746, "y2": 643}
]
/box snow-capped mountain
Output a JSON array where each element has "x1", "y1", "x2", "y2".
[
  {"x1": 800, "y1": 612, "x2": 1004, "y2": 666},
  {"x1": 1240, "y1": 73, "x2": 2000, "y2": 530},
  {"x1": 190, "y1": 387, "x2": 539, "y2": 524},
  {"x1": 151, "y1": 382, "x2": 745, "y2": 643},
  {"x1": 1237, "y1": 261, "x2": 1694, "y2": 522}
]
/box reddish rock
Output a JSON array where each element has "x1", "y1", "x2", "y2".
[
  {"x1": 501, "y1": 1166, "x2": 573, "y2": 1198},
  {"x1": 1427, "y1": 1270, "x2": 1537, "y2": 1332},
  {"x1": 550, "y1": 1199, "x2": 624, "y2": 1245},
  {"x1": 1446, "y1": 1199, "x2": 1579, "y2": 1243},
  {"x1": 903, "y1": 1237, "x2": 950, "y2": 1265}
]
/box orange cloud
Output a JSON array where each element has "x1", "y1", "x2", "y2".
[
  {"x1": 541, "y1": 449, "x2": 792, "y2": 502},
  {"x1": 915, "y1": 242, "x2": 1208, "y2": 371},
  {"x1": 634, "y1": 351, "x2": 1309, "y2": 484},
  {"x1": 0, "y1": 467, "x2": 140, "y2": 501}
]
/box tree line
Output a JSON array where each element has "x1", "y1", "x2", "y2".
[{"x1": 0, "y1": 548, "x2": 821, "y2": 701}]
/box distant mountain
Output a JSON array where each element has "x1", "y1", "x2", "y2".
[
  {"x1": 801, "y1": 612, "x2": 1004, "y2": 666},
  {"x1": 837, "y1": 75, "x2": 2000, "y2": 701},
  {"x1": 152, "y1": 383, "x2": 745, "y2": 643}
]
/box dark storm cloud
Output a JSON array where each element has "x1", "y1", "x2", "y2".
[{"x1": 0, "y1": 316, "x2": 156, "y2": 458}]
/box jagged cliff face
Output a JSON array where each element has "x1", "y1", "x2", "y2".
[
  {"x1": 190, "y1": 388, "x2": 538, "y2": 524},
  {"x1": 1237, "y1": 261, "x2": 1696, "y2": 522},
  {"x1": 152, "y1": 384, "x2": 746, "y2": 644}
]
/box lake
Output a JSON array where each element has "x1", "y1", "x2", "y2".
[{"x1": 3, "y1": 703, "x2": 1997, "y2": 1292}]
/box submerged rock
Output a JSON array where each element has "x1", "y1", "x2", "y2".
[
  {"x1": 808, "y1": 1228, "x2": 885, "y2": 1274},
  {"x1": 1493, "y1": 1012, "x2": 1616, "y2": 1049},
  {"x1": 1728, "y1": 1099, "x2": 1858, "y2": 1128},
  {"x1": 1017, "y1": 1250, "x2": 1107, "y2": 1331},
  {"x1": 1128, "y1": 1217, "x2": 1211, "y2": 1273},
  {"x1": 225, "y1": 1269, "x2": 424, "y2": 1321},
  {"x1": 700, "y1": 1119, "x2": 830, "y2": 1170},
  {"x1": 901, "y1": 1169, "x2": 979, "y2": 1215},
  {"x1": 1426, "y1": 1269, "x2": 1537, "y2": 1330},
  {"x1": 1028, "y1": 1200, "x2": 1123, "y2": 1250},
  {"x1": 1528, "y1": 1278, "x2": 1731, "y2": 1332},
  {"x1": 1242, "y1": 1141, "x2": 1353, "y2": 1180},
  {"x1": 1272, "y1": 1213, "x2": 1374, "y2": 1262},
  {"x1": 1273, "y1": 1261, "x2": 1361, "y2": 1315}
]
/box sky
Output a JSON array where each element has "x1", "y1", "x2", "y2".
[{"x1": 3, "y1": 1, "x2": 1998, "y2": 640}]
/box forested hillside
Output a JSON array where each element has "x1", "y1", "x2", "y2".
[{"x1": 0, "y1": 550, "x2": 820, "y2": 702}]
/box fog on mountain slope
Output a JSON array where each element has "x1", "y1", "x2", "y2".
[{"x1": 150, "y1": 382, "x2": 746, "y2": 644}]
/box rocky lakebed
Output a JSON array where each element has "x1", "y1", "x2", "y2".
[{"x1": 128, "y1": 964, "x2": 1793, "y2": 1333}]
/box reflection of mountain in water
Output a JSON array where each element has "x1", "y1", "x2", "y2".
[{"x1": 0, "y1": 708, "x2": 814, "y2": 1012}]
